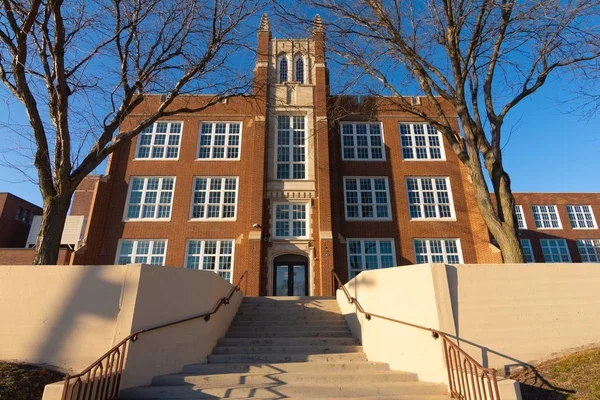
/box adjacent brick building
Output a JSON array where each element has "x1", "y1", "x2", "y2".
[
  {"x1": 0, "y1": 193, "x2": 42, "y2": 248},
  {"x1": 62, "y1": 15, "x2": 599, "y2": 295}
]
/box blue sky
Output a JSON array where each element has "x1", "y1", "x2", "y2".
[{"x1": 1, "y1": 9, "x2": 599, "y2": 206}]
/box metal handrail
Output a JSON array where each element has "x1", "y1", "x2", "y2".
[
  {"x1": 332, "y1": 270, "x2": 500, "y2": 400},
  {"x1": 60, "y1": 270, "x2": 248, "y2": 400}
]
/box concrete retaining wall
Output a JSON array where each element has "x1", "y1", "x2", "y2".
[
  {"x1": 0, "y1": 264, "x2": 241, "y2": 399},
  {"x1": 337, "y1": 262, "x2": 600, "y2": 399}
]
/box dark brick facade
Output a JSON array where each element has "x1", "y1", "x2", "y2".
[{"x1": 0, "y1": 193, "x2": 42, "y2": 248}]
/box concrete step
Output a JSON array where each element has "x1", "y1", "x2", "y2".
[
  {"x1": 242, "y1": 296, "x2": 337, "y2": 302},
  {"x1": 152, "y1": 370, "x2": 419, "y2": 387},
  {"x1": 233, "y1": 314, "x2": 345, "y2": 321},
  {"x1": 227, "y1": 325, "x2": 350, "y2": 333},
  {"x1": 229, "y1": 320, "x2": 349, "y2": 329},
  {"x1": 207, "y1": 352, "x2": 368, "y2": 364},
  {"x1": 182, "y1": 361, "x2": 391, "y2": 375},
  {"x1": 217, "y1": 337, "x2": 358, "y2": 346},
  {"x1": 120, "y1": 382, "x2": 448, "y2": 399},
  {"x1": 225, "y1": 330, "x2": 354, "y2": 338},
  {"x1": 212, "y1": 345, "x2": 362, "y2": 355},
  {"x1": 239, "y1": 303, "x2": 341, "y2": 309}
]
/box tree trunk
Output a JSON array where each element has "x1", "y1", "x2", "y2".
[{"x1": 32, "y1": 195, "x2": 72, "y2": 265}]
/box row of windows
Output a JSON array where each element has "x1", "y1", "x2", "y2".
[
  {"x1": 15, "y1": 206, "x2": 35, "y2": 225},
  {"x1": 116, "y1": 237, "x2": 600, "y2": 285},
  {"x1": 117, "y1": 239, "x2": 234, "y2": 282},
  {"x1": 125, "y1": 175, "x2": 455, "y2": 224},
  {"x1": 135, "y1": 121, "x2": 444, "y2": 169},
  {"x1": 520, "y1": 238, "x2": 600, "y2": 263},
  {"x1": 515, "y1": 204, "x2": 598, "y2": 230},
  {"x1": 277, "y1": 54, "x2": 306, "y2": 84},
  {"x1": 115, "y1": 238, "x2": 461, "y2": 283}
]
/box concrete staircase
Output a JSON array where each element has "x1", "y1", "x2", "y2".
[{"x1": 120, "y1": 296, "x2": 449, "y2": 399}]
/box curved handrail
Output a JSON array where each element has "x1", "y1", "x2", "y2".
[
  {"x1": 332, "y1": 270, "x2": 500, "y2": 400},
  {"x1": 61, "y1": 270, "x2": 248, "y2": 400}
]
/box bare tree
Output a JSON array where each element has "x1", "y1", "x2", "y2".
[
  {"x1": 291, "y1": 0, "x2": 600, "y2": 262},
  {"x1": 0, "y1": 0, "x2": 263, "y2": 264}
]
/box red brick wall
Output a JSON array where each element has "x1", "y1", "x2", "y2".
[
  {"x1": 513, "y1": 193, "x2": 600, "y2": 263},
  {"x1": 327, "y1": 96, "x2": 502, "y2": 282},
  {"x1": 0, "y1": 248, "x2": 72, "y2": 265},
  {"x1": 78, "y1": 96, "x2": 267, "y2": 295},
  {"x1": 0, "y1": 193, "x2": 43, "y2": 248},
  {"x1": 70, "y1": 175, "x2": 101, "y2": 216}
]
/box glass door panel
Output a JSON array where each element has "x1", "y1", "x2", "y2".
[
  {"x1": 292, "y1": 265, "x2": 306, "y2": 296},
  {"x1": 275, "y1": 265, "x2": 290, "y2": 296}
]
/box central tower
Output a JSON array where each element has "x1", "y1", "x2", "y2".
[{"x1": 255, "y1": 15, "x2": 334, "y2": 296}]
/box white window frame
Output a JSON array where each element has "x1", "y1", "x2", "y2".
[
  {"x1": 399, "y1": 123, "x2": 446, "y2": 161},
  {"x1": 576, "y1": 239, "x2": 600, "y2": 263},
  {"x1": 196, "y1": 122, "x2": 243, "y2": 161},
  {"x1": 532, "y1": 205, "x2": 562, "y2": 229},
  {"x1": 515, "y1": 205, "x2": 527, "y2": 229},
  {"x1": 406, "y1": 177, "x2": 456, "y2": 221},
  {"x1": 272, "y1": 202, "x2": 310, "y2": 240},
  {"x1": 566, "y1": 205, "x2": 598, "y2": 229},
  {"x1": 185, "y1": 239, "x2": 235, "y2": 283},
  {"x1": 189, "y1": 177, "x2": 239, "y2": 221},
  {"x1": 275, "y1": 115, "x2": 307, "y2": 180},
  {"x1": 123, "y1": 177, "x2": 175, "y2": 221},
  {"x1": 277, "y1": 54, "x2": 289, "y2": 84},
  {"x1": 346, "y1": 239, "x2": 397, "y2": 278},
  {"x1": 521, "y1": 239, "x2": 535, "y2": 263},
  {"x1": 540, "y1": 239, "x2": 572, "y2": 263},
  {"x1": 343, "y1": 177, "x2": 392, "y2": 221},
  {"x1": 340, "y1": 122, "x2": 386, "y2": 161},
  {"x1": 115, "y1": 239, "x2": 168, "y2": 265},
  {"x1": 293, "y1": 54, "x2": 305, "y2": 84},
  {"x1": 413, "y1": 238, "x2": 464, "y2": 264},
  {"x1": 134, "y1": 121, "x2": 183, "y2": 160}
]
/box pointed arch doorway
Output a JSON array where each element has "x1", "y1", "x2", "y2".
[{"x1": 273, "y1": 254, "x2": 309, "y2": 296}]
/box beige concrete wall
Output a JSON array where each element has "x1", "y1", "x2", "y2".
[
  {"x1": 338, "y1": 262, "x2": 600, "y2": 398},
  {"x1": 337, "y1": 264, "x2": 453, "y2": 384},
  {"x1": 119, "y1": 266, "x2": 242, "y2": 389},
  {"x1": 0, "y1": 265, "x2": 129, "y2": 371},
  {"x1": 0, "y1": 264, "x2": 240, "y2": 399},
  {"x1": 448, "y1": 263, "x2": 600, "y2": 372}
]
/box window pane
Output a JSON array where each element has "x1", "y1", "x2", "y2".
[
  {"x1": 347, "y1": 239, "x2": 397, "y2": 276},
  {"x1": 341, "y1": 123, "x2": 385, "y2": 161},
  {"x1": 190, "y1": 177, "x2": 238, "y2": 220}
]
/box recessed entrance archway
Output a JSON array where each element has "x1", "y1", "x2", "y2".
[{"x1": 273, "y1": 254, "x2": 309, "y2": 296}]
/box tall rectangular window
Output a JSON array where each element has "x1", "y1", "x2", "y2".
[
  {"x1": 407, "y1": 177, "x2": 454, "y2": 220},
  {"x1": 515, "y1": 205, "x2": 527, "y2": 229},
  {"x1": 186, "y1": 240, "x2": 234, "y2": 282},
  {"x1": 190, "y1": 177, "x2": 238, "y2": 220},
  {"x1": 413, "y1": 239, "x2": 463, "y2": 264},
  {"x1": 197, "y1": 122, "x2": 242, "y2": 160},
  {"x1": 344, "y1": 177, "x2": 391, "y2": 220},
  {"x1": 125, "y1": 177, "x2": 174, "y2": 220},
  {"x1": 400, "y1": 123, "x2": 444, "y2": 160},
  {"x1": 540, "y1": 239, "x2": 571, "y2": 262},
  {"x1": 576, "y1": 239, "x2": 600, "y2": 262},
  {"x1": 521, "y1": 239, "x2": 535, "y2": 263},
  {"x1": 136, "y1": 122, "x2": 182, "y2": 159},
  {"x1": 566, "y1": 205, "x2": 597, "y2": 229},
  {"x1": 276, "y1": 116, "x2": 306, "y2": 179},
  {"x1": 274, "y1": 203, "x2": 309, "y2": 239},
  {"x1": 347, "y1": 239, "x2": 396, "y2": 278},
  {"x1": 532, "y1": 205, "x2": 562, "y2": 229},
  {"x1": 116, "y1": 240, "x2": 167, "y2": 265},
  {"x1": 15, "y1": 206, "x2": 22, "y2": 220},
  {"x1": 341, "y1": 122, "x2": 385, "y2": 160}
]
